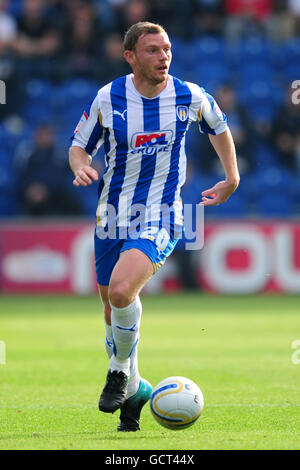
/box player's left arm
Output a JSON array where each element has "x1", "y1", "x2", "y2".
[{"x1": 200, "y1": 128, "x2": 240, "y2": 206}]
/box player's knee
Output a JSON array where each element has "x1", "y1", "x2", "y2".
[{"x1": 108, "y1": 281, "x2": 133, "y2": 308}]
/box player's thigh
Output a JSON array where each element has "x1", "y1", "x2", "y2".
[
  {"x1": 108, "y1": 248, "x2": 154, "y2": 307},
  {"x1": 97, "y1": 284, "x2": 111, "y2": 325}
]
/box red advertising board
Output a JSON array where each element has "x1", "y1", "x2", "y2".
[
  {"x1": 0, "y1": 222, "x2": 96, "y2": 294},
  {"x1": 201, "y1": 222, "x2": 300, "y2": 294},
  {"x1": 0, "y1": 221, "x2": 300, "y2": 294}
]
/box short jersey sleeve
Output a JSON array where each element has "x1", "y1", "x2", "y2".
[
  {"x1": 70, "y1": 92, "x2": 104, "y2": 158},
  {"x1": 198, "y1": 88, "x2": 227, "y2": 135}
]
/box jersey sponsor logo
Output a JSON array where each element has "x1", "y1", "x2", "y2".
[
  {"x1": 113, "y1": 109, "x2": 127, "y2": 121},
  {"x1": 130, "y1": 130, "x2": 173, "y2": 153},
  {"x1": 176, "y1": 105, "x2": 189, "y2": 122}
]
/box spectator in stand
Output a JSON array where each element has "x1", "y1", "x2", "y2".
[
  {"x1": 11, "y1": 0, "x2": 62, "y2": 79},
  {"x1": 150, "y1": 0, "x2": 196, "y2": 39},
  {"x1": 97, "y1": 32, "x2": 131, "y2": 83},
  {"x1": 225, "y1": 0, "x2": 273, "y2": 19},
  {"x1": 272, "y1": 86, "x2": 300, "y2": 172},
  {"x1": 198, "y1": 84, "x2": 253, "y2": 175},
  {"x1": 194, "y1": 0, "x2": 225, "y2": 37},
  {"x1": 224, "y1": 0, "x2": 273, "y2": 40},
  {"x1": 267, "y1": 0, "x2": 300, "y2": 40},
  {"x1": 116, "y1": 0, "x2": 150, "y2": 36},
  {"x1": 288, "y1": 0, "x2": 300, "y2": 36},
  {"x1": 46, "y1": 0, "x2": 70, "y2": 33},
  {"x1": 0, "y1": 0, "x2": 21, "y2": 118},
  {"x1": 17, "y1": 124, "x2": 82, "y2": 216},
  {"x1": 0, "y1": 0, "x2": 16, "y2": 50},
  {"x1": 60, "y1": 0, "x2": 102, "y2": 80}
]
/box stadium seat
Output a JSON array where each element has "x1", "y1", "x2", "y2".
[
  {"x1": 0, "y1": 126, "x2": 12, "y2": 152},
  {"x1": 257, "y1": 193, "x2": 293, "y2": 218},
  {"x1": 253, "y1": 144, "x2": 281, "y2": 170},
  {"x1": 60, "y1": 79, "x2": 100, "y2": 106},
  {"x1": 237, "y1": 173, "x2": 258, "y2": 203},
  {"x1": 22, "y1": 79, "x2": 55, "y2": 125},
  {"x1": 239, "y1": 63, "x2": 274, "y2": 83},
  {"x1": 238, "y1": 38, "x2": 272, "y2": 65},
  {"x1": 75, "y1": 185, "x2": 98, "y2": 216},
  {"x1": 169, "y1": 61, "x2": 185, "y2": 80},
  {"x1": 57, "y1": 79, "x2": 100, "y2": 122},
  {"x1": 280, "y1": 38, "x2": 300, "y2": 82},
  {"x1": 206, "y1": 191, "x2": 248, "y2": 219},
  {"x1": 255, "y1": 166, "x2": 291, "y2": 188},
  {"x1": 283, "y1": 38, "x2": 300, "y2": 65},
  {"x1": 238, "y1": 80, "x2": 282, "y2": 120},
  {"x1": 172, "y1": 40, "x2": 198, "y2": 69},
  {"x1": 0, "y1": 192, "x2": 18, "y2": 217},
  {"x1": 284, "y1": 63, "x2": 300, "y2": 82},
  {"x1": 253, "y1": 167, "x2": 293, "y2": 217},
  {"x1": 0, "y1": 148, "x2": 18, "y2": 216},
  {"x1": 288, "y1": 173, "x2": 300, "y2": 206},
  {"x1": 195, "y1": 37, "x2": 226, "y2": 65},
  {"x1": 8, "y1": 0, "x2": 23, "y2": 18},
  {"x1": 195, "y1": 63, "x2": 231, "y2": 93},
  {"x1": 0, "y1": 147, "x2": 12, "y2": 173}
]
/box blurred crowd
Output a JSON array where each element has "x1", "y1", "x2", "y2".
[{"x1": 0, "y1": 0, "x2": 299, "y2": 220}]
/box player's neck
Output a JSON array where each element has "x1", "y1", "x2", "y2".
[{"x1": 131, "y1": 74, "x2": 168, "y2": 98}]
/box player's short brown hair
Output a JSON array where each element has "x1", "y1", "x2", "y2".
[{"x1": 123, "y1": 22, "x2": 167, "y2": 51}]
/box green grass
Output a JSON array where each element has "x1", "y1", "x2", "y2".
[{"x1": 0, "y1": 293, "x2": 300, "y2": 450}]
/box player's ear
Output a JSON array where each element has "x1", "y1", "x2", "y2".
[{"x1": 124, "y1": 49, "x2": 135, "y2": 67}]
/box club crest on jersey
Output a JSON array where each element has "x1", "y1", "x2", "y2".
[
  {"x1": 176, "y1": 105, "x2": 189, "y2": 122},
  {"x1": 131, "y1": 130, "x2": 173, "y2": 154}
]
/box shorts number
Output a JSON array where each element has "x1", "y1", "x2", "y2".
[
  {"x1": 140, "y1": 226, "x2": 170, "y2": 251},
  {"x1": 156, "y1": 228, "x2": 170, "y2": 251}
]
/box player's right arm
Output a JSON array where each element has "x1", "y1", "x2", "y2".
[
  {"x1": 69, "y1": 146, "x2": 99, "y2": 187},
  {"x1": 69, "y1": 91, "x2": 104, "y2": 187}
]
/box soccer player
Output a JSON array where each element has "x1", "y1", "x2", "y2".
[{"x1": 69, "y1": 22, "x2": 239, "y2": 432}]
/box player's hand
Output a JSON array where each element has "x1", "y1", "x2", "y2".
[
  {"x1": 73, "y1": 165, "x2": 99, "y2": 187},
  {"x1": 200, "y1": 180, "x2": 238, "y2": 206}
]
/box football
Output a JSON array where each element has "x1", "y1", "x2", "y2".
[{"x1": 150, "y1": 376, "x2": 204, "y2": 430}]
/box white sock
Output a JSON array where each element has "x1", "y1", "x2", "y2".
[
  {"x1": 103, "y1": 306, "x2": 141, "y2": 397},
  {"x1": 104, "y1": 332, "x2": 140, "y2": 398},
  {"x1": 104, "y1": 321, "x2": 113, "y2": 359},
  {"x1": 109, "y1": 296, "x2": 142, "y2": 378},
  {"x1": 126, "y1": 344, "x2": 141, "y2": 399}
]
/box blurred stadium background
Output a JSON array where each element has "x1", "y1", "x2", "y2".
[{"x1": 0, "y1": 0, "x2": 299, "y2": 296}]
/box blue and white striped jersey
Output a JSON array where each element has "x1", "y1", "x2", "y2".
[{"x1": 71, "y1": 73, "x2": 227, "y2": 230}]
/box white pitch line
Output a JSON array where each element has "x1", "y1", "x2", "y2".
[
  {"x1": 1, "y1": 403, "x2": 300, "y2": 410},
  {"x1": 207, "y1": 403, "x2": 300, "y2": 408}
]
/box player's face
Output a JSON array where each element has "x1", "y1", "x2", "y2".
[{"x1": 130, "y1": 33, "x2": 172, "y2": 85}]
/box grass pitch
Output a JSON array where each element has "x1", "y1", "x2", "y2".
[{"x1": 0, "y1": 293, "x2": 300, "y2": 450}]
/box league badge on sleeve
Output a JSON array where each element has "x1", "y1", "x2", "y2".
[
  {"x1": 74, "y1": 111, "x2": 88, "y2": 134},
  {"x1": 213, "y1": 101, "x2": 224, "y2": 120}
]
